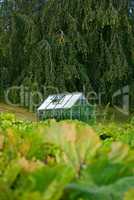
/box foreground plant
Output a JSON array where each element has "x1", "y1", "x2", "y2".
[{"x1": 0, "y1": 113, "x2": 133, "y2": 200}]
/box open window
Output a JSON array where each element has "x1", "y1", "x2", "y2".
[{"x1": 51, "y1": 95, "x2": 66, "y2": 104}]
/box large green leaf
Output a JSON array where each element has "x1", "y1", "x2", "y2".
[
  {"x1": 42, "y1": 120, "x2": 101, "y2": 172},
  {"x1": 65, "y1": 176, "x2": 134, "y2": 200}
]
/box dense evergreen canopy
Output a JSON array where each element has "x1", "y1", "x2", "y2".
[{"x1": 0, "y1": 0, "x2": 133, "y2": 104}]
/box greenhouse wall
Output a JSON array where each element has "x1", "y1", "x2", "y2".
[{"x1": 40, "y1": 104, "x2": 94, "y2": 123}]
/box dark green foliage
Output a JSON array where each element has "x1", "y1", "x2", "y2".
[{"x1": 0, "y1": 0, "x2": 133, "y2": 104}]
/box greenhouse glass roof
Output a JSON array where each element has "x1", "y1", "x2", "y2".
[{"x1": 38, "y1": 92, "x2": 85, "y2": 110}]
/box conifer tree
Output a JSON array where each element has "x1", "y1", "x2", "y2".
[{"x1": 0, "y1": 0, "x2": 133, "y2": 105}]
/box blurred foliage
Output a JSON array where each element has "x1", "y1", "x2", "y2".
[{"x1": 0, "y1": 113, "x2": 133, "y2": 199}]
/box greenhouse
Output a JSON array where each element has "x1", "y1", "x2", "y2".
[{"x1": 37, "y1": 93, "x2": 94, "y2": 122}]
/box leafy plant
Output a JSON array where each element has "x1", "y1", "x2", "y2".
[{"x1": 0, "y1": 113, "x2": 133, "y2": 199}]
